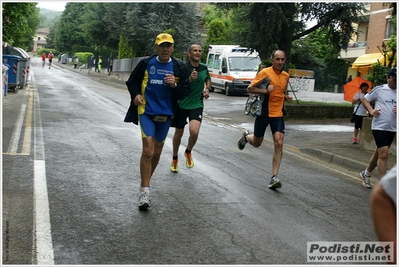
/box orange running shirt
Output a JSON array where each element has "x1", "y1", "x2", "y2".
[{"x1": 250, "y1": 67, "x2": 289, "y2": 117}]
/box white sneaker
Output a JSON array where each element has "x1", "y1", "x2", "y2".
[
  {"x1": 359, "y1": 171, "x2": 371, "y2": 189},
  {"x1": 138, "y1": 190, "x2": 151, "y2": 210}
]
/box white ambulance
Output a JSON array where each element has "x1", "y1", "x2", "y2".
[{"x1": 206, "y1": 45, "x2": 261, "y2": 96}]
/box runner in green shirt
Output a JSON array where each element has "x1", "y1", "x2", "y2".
[{"x1": 170, "y1": 44, "x2": 211, "y2": 172}]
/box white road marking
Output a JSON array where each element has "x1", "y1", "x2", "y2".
[{"x1": 31, "y1": 71, "x2": 55, "y2": 265}]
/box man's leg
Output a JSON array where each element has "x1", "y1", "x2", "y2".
[
  {"x1": 272, "y1": 131, "x2": 284, "y2": 177},
  {"x1": 187, "y1": 120, "x2": 201, "y2": 151},
  {"x1": 140, "y1": 137, "x2": 164, "y2": 184},
  {"x1": 376, "y1": 146, "x2": 389, "y2": 178},
  {"x1": 246, "y1": 134, "x2": 263, "y2": 147},
  {"x1": 172, "y1": 128, "x2": 184, "y2": 157}
]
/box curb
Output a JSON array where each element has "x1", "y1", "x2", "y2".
[{"x1": 300, "y1": 148, "x2": 367, "y2": 173}]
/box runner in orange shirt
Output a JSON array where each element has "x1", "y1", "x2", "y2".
[{"x1": 238, "y1": 49, "x2": 292, "y2": 189}]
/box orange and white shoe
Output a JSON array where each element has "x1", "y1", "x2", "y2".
[
  {"x1": 170, "y1": 159, "x2": 178, "y2": 173},
  {"x1": 184, "y1": 151, "x2": 194, "y2": 168}
]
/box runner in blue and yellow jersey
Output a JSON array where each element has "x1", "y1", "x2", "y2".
[{"x1": 124, "y1": 33, "x2": 190, "y2": 210}]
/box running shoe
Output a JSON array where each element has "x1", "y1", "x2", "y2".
[
  {"x1": 170, "y1": 159, "x2": 179, "y2": 173},
  {"x1": 268, "y1": 175, "x2": 282, "y2": 189},
  {"x1": 359, "y1": 171, "x2": 371, "y2": 188},
  {"x1": 138, "y1": 190, "x2": 151, "y2": 210},
  {"x1": 238, "y1": 131, "x2": 249, "y2": 150},
  {"x1": 185, "y1": 151, "x2": 194, "y2": 168}
]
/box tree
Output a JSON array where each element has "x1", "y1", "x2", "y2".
[
  {"x1": 114, "y1": 3, "x2": 200, "y2": 57},
  {"x1": 217, "y1": 3, "x2": 367, "y2": 67},
  {"x1": 80, "y1": 3, "x2": 118, "y2": 51},
  {"x1": 2, "y1": 2, "x2": 41, "y2": 49},
  {"x1": 54, "y1": 2, "x2": 87, "y2": 53}
]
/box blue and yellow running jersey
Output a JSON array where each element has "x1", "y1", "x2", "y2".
[{"x1": 138, "y1": 57, "x2": 175, "y2": 117}]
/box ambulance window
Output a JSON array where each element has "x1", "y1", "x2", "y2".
[
  {"x1": 207, "y1": 53, "x2": 214, "y2": 68},
  {"x1": 213, "y1": 54, "x2": 221, "y2": 69},
  {"x1": 222, "y1": 58, "x2": 227, "y2": 70}
]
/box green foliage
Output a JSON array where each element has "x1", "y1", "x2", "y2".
[
  {"x1": 216, "y1": 2, "x2": 366, "y2": 65},
  {"x1": 206, "y1": 20, "x2": 229, "y2": 44},
  {"x1": 54, "y1": 2, "x2": 87, "y2": 54},
  {"x1": 2, "y1": 2, "x2": 41, "y2": 49},
  {"x1": 107, "y1": 3, "x2": 200, "y2": 57},
  {"x1": 36, "y1": 48, "x2": 59, "y2": 56},
  {"x1": 118, "y1": 35, "x2": 132, "y2": 59},
  {"x1": 74, "y1": 52, "x2": 94, "y2": 64},
  {"x1": 38, "y1": 8, "x2": 62, "y2": 28},
  {"x1": 367, "y1": 63, "x2": 391, "y2": 87}
]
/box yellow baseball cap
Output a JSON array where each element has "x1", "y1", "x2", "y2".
[{"x1": 155, "y1": 33, "x2": 174, "y2": 45}]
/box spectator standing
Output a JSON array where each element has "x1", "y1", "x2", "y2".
[
  {"x1": 97, "y1": 56, "x2": 102, "y2": 73},
  {"x1": 351, "y1": 82, "x2": 370, "y2": 144},
  {"x1": 359, "y1": 68, "x2": 396, "y2": 188},
  {"x1": 124, "y1": 33, "x2": 190, "y2": 210},
  {"x1": 108, "y1": 57, "x2": 113, "y2": 76},
  {"x1": 73, "y1": 57, "x2": 79, "y2": 69},
  {"x1": 170, "y1": 44, "x2": 211, "y2": 172},
  {"x1": 346, "y1": 74, "x2": 352, "y2": 83},
  {"x1": 237, "y1": 50, "x2": 292, "y2": 189}
]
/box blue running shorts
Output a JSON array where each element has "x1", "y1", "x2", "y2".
[{"x1": 139, "y1": 114, "x2": 172, "y2": 143}]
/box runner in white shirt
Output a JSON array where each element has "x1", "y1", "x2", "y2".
[{"x1": 359, "y1": 68, "x2": 397, "y2": 188}]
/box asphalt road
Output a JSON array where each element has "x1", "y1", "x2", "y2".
[{"x1": 2, "y1": 56, "x2": 380, "y2": 265}]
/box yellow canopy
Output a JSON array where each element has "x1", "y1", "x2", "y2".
[
  {"x1": 352, "y1": 53, "x2": 382, "y2": 67},
  {"x1": 352, "y1": 53, "x2": 395, "y2": 74}
]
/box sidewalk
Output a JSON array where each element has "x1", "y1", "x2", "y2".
[{"x1": 55, "y1": 60, "x2": 397, "y2": 180}]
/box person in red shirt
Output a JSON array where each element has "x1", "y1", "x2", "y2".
[
  {"x1": 48, "y1": 51, "x2": 54, "y2": 69},
  {"x1": 41, "y1": 53, "x2": 46, "y2": 68}
]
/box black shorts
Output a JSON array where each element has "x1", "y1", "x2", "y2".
[
  {"x1": 372, "y1": 130, "x2": 396, "y2": 148},
  {"x1": 354, "y1": 115, "x2": 365, "y2": 129},
  {"x1": 171, "y1": 107, "x2": 203, "y2": 129},
  {"x1": 253, "y1": 116, "x2": 285, "y2": 137}
]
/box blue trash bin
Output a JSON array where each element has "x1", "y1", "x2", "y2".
[
  {"x1": 3, "y1": 46, "x2": 30, "y2": 88},
  {"x1": 2, "y1": 54, "x2": 20, "y2": 93}
]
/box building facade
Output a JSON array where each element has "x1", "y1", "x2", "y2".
[
  {"x1": 339, "y1": 2, "x2": 396, "y2": 78},
  {"x1": 33, "y1": 27, "x2": 49, "y2": 51}
]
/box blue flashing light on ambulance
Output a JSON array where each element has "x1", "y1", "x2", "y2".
[{"x1": 206, "y1": 45, "x2": 261, "y2": 96}]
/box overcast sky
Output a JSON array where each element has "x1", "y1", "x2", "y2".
[{"x1": 36, "y1": 1, "x2": 67, "y2": 11}]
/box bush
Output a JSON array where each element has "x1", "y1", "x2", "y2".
[{"x1": 74, "y1": 52, "x2": 94, "y2": 64}]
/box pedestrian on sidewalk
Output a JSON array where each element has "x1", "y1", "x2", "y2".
[
  {"x1": 237, "y1": 50, "x2": 292, "y2": 190},
  {"x1": 351, "y1": 82, "x2": 369, "y2": 144},
  {"x1": 73, "y1": 56, "x2": 79, "y2": 69},
  {"x1": 124, "y1": 33, "x2": 190, "y2": 210},
  {"x1": 108, "y1": 57, "x2": 113, "y2": 75},
  {"x1": 169, "y1": 44, "x2": 211, "y2": 173},
  {"x1": 97, "y1": 56, "x2": 102, "y2": 73},
  {"x1": 359, "y1": 68, "x2": 396, "y2": 188}
]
